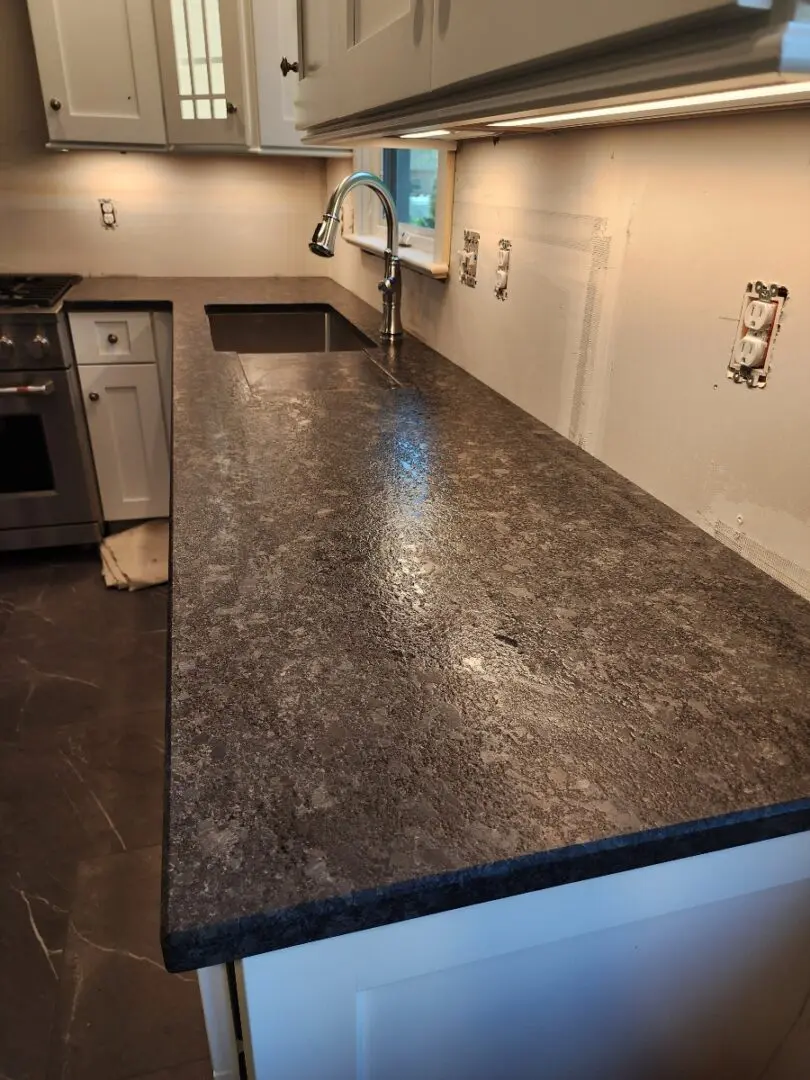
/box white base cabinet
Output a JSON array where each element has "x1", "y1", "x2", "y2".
[
  {"x1": 70, "y1": 310, "x2": 170, "y2": 523},
  {"x1": 201, "y1": 831, "x2": 810, "y2": 1079},
  {"x1": 78, "y1": 363, "x2": 170, "y2": 522}
]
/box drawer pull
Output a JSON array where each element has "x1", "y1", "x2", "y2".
[
  {"x1": 88, "y1": 392, "x2": 100, "y2": 402},
  {"x1": 107, "y1": 333, "x2": 118, "y2": 345}
]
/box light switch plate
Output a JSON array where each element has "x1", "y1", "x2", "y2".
[
  {"x1": 459, "y1": 229, "x2": 480, "y2": 288},
  {"x1": 495, "y1": 239, "x2": 511, "y2": 300}
]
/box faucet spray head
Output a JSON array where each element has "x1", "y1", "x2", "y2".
[{"x1": 309, "y1": 213, "x2": 340, "y2": 257}]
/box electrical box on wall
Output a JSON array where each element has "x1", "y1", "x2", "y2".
[
  {"x1": 728, "y1": 281, "x2": 788, "y2": 388},
  {"x1": 495, "y1": 239, "x2": 511, "y2": 301},
  {"x1": 459, "y1": 230, "x2": 480, "y2": 288}
]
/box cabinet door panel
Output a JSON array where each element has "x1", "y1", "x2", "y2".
[
  {"x1": 354, "y1": 0, "x2": 412, "y2": 42},
  {"x1": 340, "y1": 0, "x2": 433, "y2": 116},
  {"x1": 431, "y1": 0, "x2": 771, "y2": 90},
  {"x1": 79, "y1": 363, "x2": 169, "y2": 522},
  {"x1": 253, "y1": 0, "x2": 305, "y2": 148},
  {"x1": 296, "y1": 0, "x2": 433, "y2": 128},
  {"x1": 153, "y1": 0, "x2": 248, "y2": 146},
  {"x1": 27, "y1": 0, "x2": 166, "y2": 144}
]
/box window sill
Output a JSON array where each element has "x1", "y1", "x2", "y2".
[{"x1": 343, "y1": 233, "x2": 449, "y2": 280}]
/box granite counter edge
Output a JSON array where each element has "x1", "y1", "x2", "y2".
[{"x1": 161, "y1": 798, "x2": 810, "y2": 973}]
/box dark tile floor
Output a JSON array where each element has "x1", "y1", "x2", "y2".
[{"x1": 0, "y1": 548, "x2": 211, "y2": 1080}]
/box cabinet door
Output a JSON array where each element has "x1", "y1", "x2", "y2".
[
  {"x1": 296, "y1": 0, "x2": 434, "y2": 128},
  {"x1": 153, "y1": 0, "x2": 249, "y2": 146},
  {"x1": 26, "y1": 0, "x2": 166, "y2": 145},
  {"x1": 253, "y1": 0, "x2": 306, "y2": 148},
  {"x1": 431, "y1": 0, "x2": 771, "y2": 90},
  {"x1": 79, "y1": 364, "x2": 170, "y2": 522}
]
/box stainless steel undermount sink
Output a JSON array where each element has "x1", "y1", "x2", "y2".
[{"x1": 206, "y1": 304, "x2": 376, "y2": 355}]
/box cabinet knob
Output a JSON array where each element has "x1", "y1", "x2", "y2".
[
  {"x1": 279, "y1": 57, "x2": 299, "y2": 77},
  {"x1": 88, "y1": 392, "x2": 100, "y2": 402},
  {"x1": 107, "y1": 333, "x2": 118, "y2": 344},
  {"x1": 226, "y1": 101, "x2": 238, "y2": 115},
  {"x1": 49, "y1": 98, "x2": 62, "y2": 111}
]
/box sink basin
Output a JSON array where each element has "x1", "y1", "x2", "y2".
[{"x1": 206, "y1": 304, "x2": 376, "y2": 354}]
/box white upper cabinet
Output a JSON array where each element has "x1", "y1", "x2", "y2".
[
  {"x1": 297, "y1": 0, "x2": 434, "y2": 127},
  {"x1": 430, "y1": 0, "x2": 774, "y2": 90},
  {"x1": 153, "y1": 0, "x2": 250, "y2": 146},
  {"x1": 293, "y1": 0, "x2": 810, "y2": 138},
  {"x1": 26, "y1": 0, "x2": 166, "y2": 145},
  {"x1": 252, "y1": 0, "x2": 307, "y2": 148}
]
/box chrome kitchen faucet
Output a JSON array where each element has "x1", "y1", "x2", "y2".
[{"x1": 309, "y1": 171, "x2": 402, "y2": 340}]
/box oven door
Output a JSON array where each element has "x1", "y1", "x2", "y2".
[{"x1": 0, "y1": 368, "x2": 99, "y2": 535}]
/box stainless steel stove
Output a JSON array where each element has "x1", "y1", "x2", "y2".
[{"x1": 0, "y1": 274, "x2": 101, "y2": 551}]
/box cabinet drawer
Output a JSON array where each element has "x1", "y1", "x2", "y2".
[{"x1": 69, "y1": 311, "x2": 157, "y2": 365}]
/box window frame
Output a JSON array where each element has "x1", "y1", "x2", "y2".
[{"x1": 347, "y1": 141, "x2": 456, "y2": 279}]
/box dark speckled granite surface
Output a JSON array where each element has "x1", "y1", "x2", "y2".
[{"x1": 65, "y1": 277, "x2": 810, "y2": 973}]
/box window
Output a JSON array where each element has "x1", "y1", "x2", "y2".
[
  {"x1": 349, "y1": 143, "x2": 456, "y2": 279},
  {"x1": 170, "y1": 0, "x2": 227, "y2": 120},
  {"x1": 382, "y1": 149, "x2": 439, "y2": 230}
]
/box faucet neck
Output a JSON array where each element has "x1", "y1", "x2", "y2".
[
  {"x1": 317, "y1": 170, "x2": 402, "y2": 338},
  {"x1": 324, "y1": 171, "x2": 399, "y2": 257}
]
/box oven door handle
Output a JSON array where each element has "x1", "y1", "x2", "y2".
[{"x1": 0, "y1": 379, "x2": 54, "y2": 396}]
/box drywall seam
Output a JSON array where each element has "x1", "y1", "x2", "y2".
[
  {"x1": 568, "y1": 220, "x2": 610, "y2": 447},
  {"x1": 708, "y1": 520, "x2": 810, "y2": 601}
]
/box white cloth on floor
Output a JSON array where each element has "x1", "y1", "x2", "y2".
[{"x1": 99, "y1": 521, "x2": 169, "y2": 591}]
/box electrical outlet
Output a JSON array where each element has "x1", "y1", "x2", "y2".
[
  {"x1": 494, "y1": 239, "x2": 511, "y2": 300},
  {"x1": 727, "y1": 280, "x2": 788, "y2": 388},
  {"x1": 458, "y1": 229, "x2": 480, "y2": 288},
  {"x1": 99, "y1": 198, "x2": 117, "y2": 230}
]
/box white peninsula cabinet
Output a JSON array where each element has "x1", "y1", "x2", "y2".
[
  {"x1": 197, "y1": 830, "x2": 810, "y2": 1080},
  {"x1": 70, "y1": 311, "x2": 171, "y2": 522}
]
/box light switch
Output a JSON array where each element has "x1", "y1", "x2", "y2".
[
  {"x1": 494, "y1": 239, "x2": 511, "y2": 300},
  {"x1": 459, "y1": 230, "x2": 480, "y2": 288}
]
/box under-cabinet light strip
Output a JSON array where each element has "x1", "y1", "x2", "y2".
[
  {"x1": 400, "y1": 129, "x2": 452, "y2": 139},
  {"x1": 490, "y1": 81, "x2": 810, "y2": 128}
]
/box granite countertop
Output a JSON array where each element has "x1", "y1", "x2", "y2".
[{"x1": 66, "y1": 277, "x2": 810, "y2": 973}]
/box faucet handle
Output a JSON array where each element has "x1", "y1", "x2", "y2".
[{"x1": 378, "y1": 276, "x2": 396, "y2": 294}]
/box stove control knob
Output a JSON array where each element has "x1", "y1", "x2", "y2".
[
  {"x1": 27, "y1": 334, "x2": 50, "y2": 360},
  {"x1": 0, "y1": 335, "x2": 13, "y2": 359}
]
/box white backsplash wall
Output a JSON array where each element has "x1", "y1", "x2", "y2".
[
  {"x1": 0, "y1": 0, "x2": 326, "y2": 278},
  {"x1": 325, "y1": 110, "x2": 810, "y2": 599}
]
